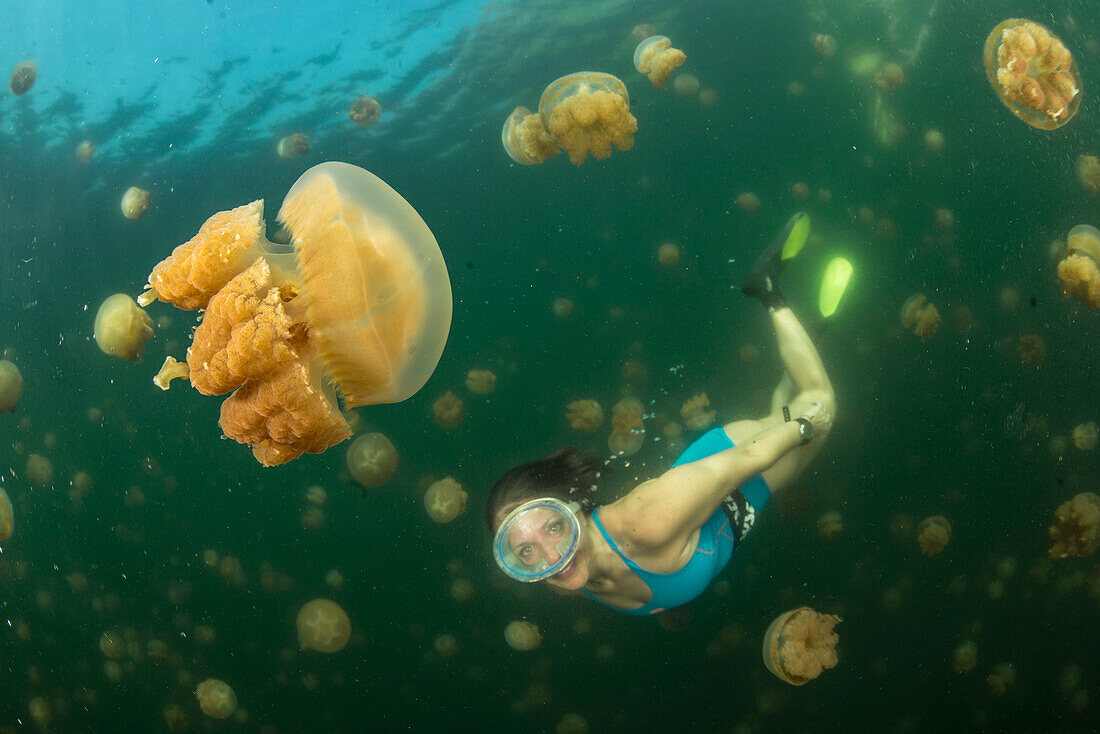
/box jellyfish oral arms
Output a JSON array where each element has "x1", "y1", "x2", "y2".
[
  {"x1": 138, "y1": 162, "x2": 452, "y2": 466},
  {"x1": 633, "y1": 36, "x2": 686, "y2": 89},
  {"x1": 540, "y1": 72, "x2": 638, "y2": 166}
]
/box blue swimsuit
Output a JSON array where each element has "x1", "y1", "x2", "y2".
[{"x1": 581, "y1": 427, "x2": 771, "y2": 616}]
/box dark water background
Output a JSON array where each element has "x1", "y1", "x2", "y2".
[{"x1": 1, "y1": 0, "x2": 1099, "y2": 731}]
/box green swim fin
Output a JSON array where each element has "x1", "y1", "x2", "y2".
[
  {"x1": 780, "y1": 211, "x2": 810, "y2": 261},
  {"x1": 819, "y1": 256, "x2": 853, "y2": 318}
]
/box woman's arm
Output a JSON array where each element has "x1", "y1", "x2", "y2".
[{"x1": 612, "y1": 418, "x2": 807, "y2": 551}]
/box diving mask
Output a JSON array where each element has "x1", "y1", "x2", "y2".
[{"x1": 493, "y1": 498, "x2": 582, "y2": 582}]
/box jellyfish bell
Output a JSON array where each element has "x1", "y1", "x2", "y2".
[
  {"x1": 923, "y1": 129, "x2": 945, "y2": 153},
  {"x1": 349, "y1": 96, "x2": 382, "y2": 126},
  {"x1": 0, "y1": 360, "x2": 23, "y2": 413},
  {"x1": 1067, "y1": 224, "x2": 1100, "y2": 260},
  {"x1": 504, "y1": 620, "x2": 542, "y2": 651},
  {"x1": 346, "y1": 432, "x2": 398, "y2": 487},
  {"x1": 501, "y1": 106, "x2": 560, "y2": 166},
  {"x1": 984, "y1": 19, "x2": 1082, "y2": 130},
  {"x1": 1076, "y1": 155, "x2": 1100, "y2": 193},
  {"x1": 762, "y1": 607, "x2": 841, "y2": 685},
  {"x1": 75, "y1": 140, "x2": 95, "y2": 164},
  {"x1": 9, "y1": 61, "x2": 37, "y2": 95},
  {"x1": 277, "y1": 133, "x2": 310, "y2": 158},
  {"x1": 137, "y1": 161, "x2": 452, "y2": 465},
  {"x1": 673, "y1": 74, "x2": 700, "y2": 97},
  {"x1": 296, "y1": 598, "x2": 352, "y2": 653},
  {"x1": 195, "y1": 679, "x2": 237, "y2": 719},
  {"x1": 424, "y1": 477, "x2": 468, "y2": 523},
  {"x1": 94, "y1": 294, "x2": 154, "y2": 361},
  {"x1": 539, "y1": 72, "x2": 638, "y2": 166},
  {"x1": 121, "y1": 187, "x2": 151, "y2": 220}
]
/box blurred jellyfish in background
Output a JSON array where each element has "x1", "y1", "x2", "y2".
[
  {"x1": 0, "y1": 360, "x2": 24, "y2": 412},
  {"x1": 75, "y1": 140, "x2": 95, "y2": 164},
  {"x1": 276, "y1": 132, "x2": 310, "y2": 158},
  {"x1": 817, "y1": 511, "x2": 842, "y2": 540},
  {"x1": 657, "y1": 242, "x2": 680, "y2": 267},
  {"x1": 609, "y1": 397, "x2": 645, "y2": 456},
  {"x1": 566, "y1": 399, "x2": 603, "y2": 431},
  {"x1": 987, "y1": 663, "x2": 1017, "y2": 697},
  {"x1": 1016, "y1": 335, "x2": 1045, "y2": 366},
  {"x1": 680, "y1": 393, "x2": 715, "y2": 431},
  {"x1": 631, "y1": 24, "x2": 655, "y2": 42},
  {"x1": 120, "y1": 187, "x2": 151, "y2": 220},
  {"x1": 1076, "y1": 155, "x2": 1100, "y2": 193},
  {"x1": 923, "y1": 129, "x2": 945, "y2": 153},
  {"x1": 349, "y1": 95, "x2": 382, "y2": 126},
  {"x1": 539, "y1": 72, "x2": 637, "y2": 165},
  {"x1": 503, "y1": 620, "x2": 542, "y2": 651},
  {"x1": 901, "y1": 294, "x2": 940, "y2": 338},
  {"x1": 296, "y1": 599, "x2": 351, "y2": 653},
  {"x1": 346, "y1": 433, "x2": 399, "y2": 488},
  {"x1": 1048, "y1": 492, "x2": 1099, "y2": 559},
  {"x1": 633, "y1": 35, "x2": 686, "y2": 89},
  {"x1": 762, "y1": 607, "x2": 841, "y2": 685},
  {"x1": 9, "y1": 60, "x2": 37, "y2": 94},
  {"x1": 464, "y1": 368, "x2": 496, "y2": 395},
  {"x1": 94, "y1": 294, "x2": 154, "y2": 361},
  {"x1": 423, "y1": 477, "x2": 467, "y2": 523},
  {"x1": 195, "y1": 679, "x2": 237, "y2": 719},
  {"x1": 1057, "y1": 225, "x2": 1100, "y2": 309},
  {"x1": 953, "y1": 640, "x2": 978, "y2": 673},
  {"x1": 736, "y1": 192, "x2": 761, "y2": 212},
  {"x1": 984, "y1": 19, "x2": 1081, "y2": 130},
  {"x1": 0, "y1": 486, "x2": 13, "y2": 541},
  {"x1": 917, "y1": 516, "x2": 951, "y2": 556},
  {"x1": 433, "y1": 390, "x2": 464, "y2": 428},
  {"x1": 812, "y1": 34, "x2": 837, "y2": 58},
  {"x1": 1072, "y1": 422, "x2": 1098, "y2": 450}
]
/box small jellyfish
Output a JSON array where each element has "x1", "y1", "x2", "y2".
[
  {"x1": 277, "y1": 133, "x2": 310, "y2": 158},
  {"x1": 953, "y1": 640, "x2": 978, "y2": 673},
  {"x1": 25, "y1": 453, "x2": 54, "y2": 487},
  {"x1": 900, "y1": 294, "x2": 940, "y2": 338},
  {"x1": 923, "y1": 129, "x2": 945, "y2": 153},
  {"x1": 1016, "y1": 334, "x2": 1045, "y2": 366},
  {"x1": 0, "y1": 360, "x2": 24, "y2": 413},
  {"x1": 934, "y1": 207, "x2": 954, "y2": 231},
  {"x1": 433, "y1": 390, "x2": 464, "y2": 428},
  {"x1": 94, "y1": 294, "x2": 154, "y2": 361},
  {"x1": 790, "y1": 182, "x2": 810, "y2": 201},
  {"x1": 633, "y1": 36, "x2": 686, "y2": 89},
  {"x1": 1076, "y1": 155, "x2": 1100, "y2": 193},
  {"x1": 296, "y1": 599, "x2": 352, "y2": 653},
  {"x1": 120, "y1": 187, "x2": 151, "y2": 220},
  {"x1": 673, "y1": 74, "x2": 700, "y2": 97},
  {"x1": 504, "y1": 620, "x2": 542, "y2": 651},
  {"x1": 195, "y1": 678, "x2": 237, "y2": 719},
  {"x1": 0, "y1": 486, "x2": 13, "y2": 541},
  {"x1": 1072, "y1": 421, "x2": 1098, "y2": 450},
  {"x1": 657, "y1": 242, "x2": 680, "y2": 267},
  {"x1": 631, "y1": 24, "x2": 655, "y2": 42},
  {"x1": 450, "y1": 578, "x2": 474, "y2": 601},
  {"x1": 812, "y1": 34, "x2": 837, "y2": 58},
  {"x1": 501, "y1": 106, "x2": 561, "y2": 165},
  {"x1": 608, "y1": 397, "x2": 645, "y2": 455},
  {"x1": 875, "y1": 62, "x2": 905, "y2": 90},
  {"x1": 465, "y1": 369, "x2": 496, "y2": 395},
  {"x1": 346, "y1": 433, "x2": 399, "y2": 487},
  {"x1": 1058, "y1": 224, "x2": 1100, "y2": 309},
  {"x1": 736, "y1": 192, "x2": 761, "y2": 212},
  {"x1": 566, "y1": 399, "x2": 604, "y2": 431},
  {"x1": 552, "y1": 297, "x2": 574, "y2": 318},
  {"x1": 75, "y1": 140, "x2": 95, "y2": 164},
  {"x1": 680, "y1": 392, "x2": 716, "y2": 431},
  {"x1": 434, "y1": 633, "x2": 459, "y2": 658},
  {"x1": 987, "y1": 663, "x2": 1016, "y2": 697},
  {"x1": 539, "y1": 72, "x2": 638, "y2": 166},
  {"x1": 305, "y1": 485, "x2": 327, "y2": 506},
  {"x1": 350, "y1": 96, "x2": 382, "y2": 126},
  {"x1": 762, "y1": 606, "x2": 841, "y2": 685},
  {"x1": 917, "y1": 515, "x2": 951, "y2": 556},
  {"x1": 1048, "y1": 492, "x2": 1099, "y2": 559},
  {"x1": 984, "y1": 19, "x2": 1082, "y2": 130},
  {"x1": 817, "y1": 511, "x2": 842, "y2": 540},
  {"x1": 9, "y1": 61, "x2": 37, "y2": 95},
  {"x1": 423, "y1": 477, "x2": 468, "y2": 523}
]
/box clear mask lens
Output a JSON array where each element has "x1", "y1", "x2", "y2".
[{"x1": 493, "y1": 498, "x2": 581, "y2": 582}]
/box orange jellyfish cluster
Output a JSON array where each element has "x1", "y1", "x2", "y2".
[
  {"x1": 142, "y1": 162, "x2": 452, "y2": 466},
  {"x1": 983, "y1": 19, "x2": 1081, "y2": 130},
  {"x1": 901, "y1": 294, "x2": 940, "y2": 338},
  {"x1": 1057, "y1": 225, "x2": 1100, "y2": 309},
  {"x1": 1048, "y1": 492, "x2": 1099, "y2": 559},
  {"x1": 502, "y1": 72, "x2": 638, "y2": 166}
]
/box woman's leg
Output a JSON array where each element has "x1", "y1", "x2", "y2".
[{"x1": 724, "y1": 306, "x2": 835, "y2": 494}]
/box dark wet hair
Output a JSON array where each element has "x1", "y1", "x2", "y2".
[{"x1": 485, "y1": 447, "x2": 604, "y2": 531}]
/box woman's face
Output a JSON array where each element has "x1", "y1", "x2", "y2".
[{"x1": 495, "y1": 503, "x2": 589, "y2": 589}]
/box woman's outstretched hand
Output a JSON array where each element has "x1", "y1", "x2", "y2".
[{"x1": 799, "y1": 400, "x2": 832, "y2": 436}]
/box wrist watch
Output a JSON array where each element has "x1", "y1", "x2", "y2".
[{"x1": 794, "y1": 417, "x2": 813, "y2": 445}]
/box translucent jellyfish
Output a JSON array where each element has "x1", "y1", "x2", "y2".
[
  {"x1": 875, "y1": 62, "x2": 905, "y2": 90},
  {"x1": 983, "y1": 19, "x2": 1081, "y2": 130},
  {"x1": 657, "y1": 242, "x2": 680, "y2": 267},
  {"x1": 924, "y1": 129, "x2": 945, "y2": 153},
  {"x1": 1017, "y1": 334, "x2": 1045, "y2": 366},
  {"x1": 277, "y1": 133, "x2": 310, "y2": 158},
  {"x1": 195, "y1": 678, "x2": 237, "y2": 719},
  {"x1": 433, "y1": 390, "x2": 464, "y2": 428},
  {"x1": 539, "y1": 72, "x2": 638, "y2": 166},
  {"x1": 504, "y1": 620, "x2": 542, "y2": 651},
  {"x1": 121, "y1": 187, "x2": 151, "y2": 220},
  {"x1": 633, "y1": 36, "x2": 686, "y2": 89},
  {"x1": 917, "y1": 515, "x2": 951, "y2": 556},
  {"x1": 608, "y1": 397, "x2": 645, "y2": 455},
  {"x1": 325, "y1": 569, "x2": 344, "y2": 588},
  {"x1": 501, "y1": 106, "x2": 560, "y2": 165},
  {"x1": 1048, "y1": 492, "x2": 1099, "y2": 559},
  {"x1": 1058, "y1": 224, "x2": 1100, "y2": 309},
  {"x1": 296, "y1": 598, "x2": 351, "y2": 653},
  {"x1": 0, "y1": 486, "x2": 13, "y2": 541},
  {"x1": 552, "y1": 297, "x2": 574, "y2": 318},
  {"x1": 987, "y1": 663, "x2": 1016, "y2": 697},
  {"x1": 0, "y1": 360, "x2": 23, "y2": 412},
  {"x1": 557, "y1": 713, "x2": 590, "y2": 734},
  {"x1": 1077, "y1": 155, "x2": 1100, "y2": 193},
  {"x1": 350, "y1": 96, "x2": 382, "y2": 126},
  {"x1": 1072, "y1": 422, "x2": 1098, "y2": 450},
  {"x1": 450, "y1": 578, "x2": 474, "y2": 601},
  {"x1": 900, "y1": 294, "x2": 940, "y2": 338},
  {"x1": 25, "y1": 454, "x2": 53, "y2": 487},
  {"x1": 346, "y1": 433, "x2": 399, "y2": 488},
  {"x1": 812, "y1": 34, "x2": 837, "y2": 58},
  {"x1": 163, "y1": 704, "x2": 189, "y2": 732},
  {"x1": 631, "y1": 24, "x2": 655, "y2": 42},
  {"x1": 736, "y1": 192, "x2": 761, "y2": 212},
  {"x1": 305, "y1": 485, "x2": 327, "y2": 506},
  {"x1": 953, "y1": 640, "x2": 978, "y2": 673},
  {"x1": 817, "y1": 511, "x2": 842, "y2": 540},
  {"x1": 139, "y1": 162, "x2": 452, "y2": 465},
  {"x1": 566, "y1": 399, "x2": 603, "y2": 431},
  {"x1": 673, "y1": 74, "x2": 699, "y2": 97},
  {"x1": 465, "y1": 368, "x2": 496, "y2": 395},
  {"x1": 680, "y1": 392, "x2": 716, "y2": 431},
  {"x1": 934, "y1": 207, "x2": 954, "y2": 231},
  {"x1": 94, "y1": 294, "x2": 154, "y2": 361},
  {"x1": 423, "y1": 477, "x2": 467, "y2": 523},
  {"x1": 76, "y1": 140, "x2": 95, "y2": 164},
  {"x1": 790, "y1": 182, "x2": 810, "y2": 201},
  {"x1": 9, "y1": 61, "x2": 37, "y2": 95},
  {"x1": 762, "y1": 607, "x2": 841, "y2": 685}
]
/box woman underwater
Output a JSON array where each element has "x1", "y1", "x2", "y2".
[{"x1": 487, "y1": 213, "x2": 839, "y2": 616}]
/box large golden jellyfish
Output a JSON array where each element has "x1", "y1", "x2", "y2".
[
  {"x1": 1057, "y1": 225, "x2": 1100, "y2": 309},
  {"x1": 983, "y1": 19, "x2": 1081, "y2": 130},
  {"x1": 1048, "y1": 492, "x2": 1099, "y2": 559},
  {"x1": 142, "y1": 162, "x2": 452, "y2": 466},
  {"x1": 501, "y1": 106, "x2": 561, "y2": 166},
  {"x1": 94, "y1": 294, "x2": 154, "y2": 361},
  {"x1": 762, "y1": 607, "x2": 841, "y2": 685},
  {"x1": 0, "y1": 359, "x2": 23, "y2": 412},
  {"x1": 539, "y1": 72, "x2": 638, "y2": 166},
  {"x1": 633, "y1": 36, "x2": 686, "y2": 89}
]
